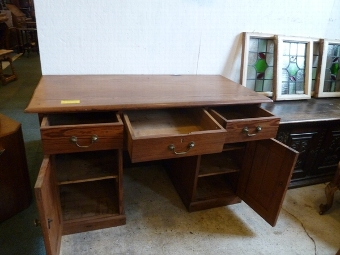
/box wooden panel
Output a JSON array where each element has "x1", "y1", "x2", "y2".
[
  {"x1": 40, "y1": 112, "x2": 123, "y2": 154},
  {"x1": 25, "y1": 75, "x2": 272, "y2": 114},
  {"x1": 124, "y1": 108, "x2": 227, "y2": 162},
  {"x1": 261, "y1": 98, "x2": 340, "y2": 124},
  {"x1": 165, "y1": 156, "x2": 200, "y2": 208},
  {"x1": 313, "y1": 129, "x2": 340, "y2": 175},
  {"x1": 35, "y1": 157, "x2": 62, "y2": 255},
  {"x1": 0, "y1": 115, "x2": 32, "y2": 222},
  {"x1": 237, "y1": 139, "x2": 298, "y2": 226},
  {"x1": 273, "y1": 119, "x2": 340, "y2": 188}
]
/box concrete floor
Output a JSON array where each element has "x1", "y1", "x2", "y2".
[{"x1": 60, "y1": 164, "x2": 340, "y2": 255}]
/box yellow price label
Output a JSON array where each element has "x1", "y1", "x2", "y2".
[{"x1": 61, "y1": 100, "x2": 80, "y2": 104}]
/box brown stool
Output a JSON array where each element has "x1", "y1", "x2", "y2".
[
  {"x1": 319, "y1": 162, "x2": 340, "y2": 214},
  {"x1": 0, "y1": 49, "x2": 17, "y2": 85}
]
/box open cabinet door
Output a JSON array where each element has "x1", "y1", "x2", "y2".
[
  {"x1": 237, "y1": 139, "x2": 298, "y2": 226},
  {"x1": 35, "y1": 156, "x2": 63, "y2": 255}
]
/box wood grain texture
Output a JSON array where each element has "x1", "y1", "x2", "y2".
[
  {"x1": 123, "y1": 108, "x2": 227, "y2": 162},
  {"x1": 40, "y1": 113, "x2": 123, "y2": 154},
  {"x1": 0, "y1": 114, "x2": 32, "y2": 222},
  {"x1": 262, "y1": 98, "x2": 340, "y2": 124},
  {"x1": 35, "y1": 157, "x2": 62, "y2": 255},
  {"x1": 209, "y1": 106, "x2": 280, "y2": 143},
  {"x1": 54, "y1": 150, "x2": 119, "y2": 184},
  {"x1": 237, "y1": 139, "x2": 298, "y2": 226},
  {"x1": 25, "y1": 75, "x2": 272, "y2": 113}
]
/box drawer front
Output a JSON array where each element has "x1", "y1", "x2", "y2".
[
  {"x1": 127, "y1": 132, "x2": 226, "y2": 162},
  {"x1": 225, "y1": 118, "x2": 279, "y2": 143},
  {"x1": 124, "y1": 108, "x2": 227, "y2": 163},
  {"x1": 209, "y1": 106, "x2": 280, "y2": 143},
  {"x1": 40, "y1": 114, "x2": 123, "y2": 154}
]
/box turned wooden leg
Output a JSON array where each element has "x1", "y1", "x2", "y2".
[
  {"x1": 0, "y1": 60, "x2": 5, "y2": 85},
  {"x1": 320, "y1": 162, "x2": 340, "y2": 215},
  {"x1": 319, "y1": 181, "x2": 338, "y2": 214},
  {"x1": 7, "y1": 57, "x2": 17, "y2": 81}
]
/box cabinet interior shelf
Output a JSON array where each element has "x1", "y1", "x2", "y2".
[
  {"x1": 195, "y1": 175, "x2": 236, "y2": 201},
  {"x1": 55, "y1": 150, "x2": 119, "y2": 185},
  {"x1": 223, "y1": 143, "x2": 245, "y2": 151},
  {"x1": 198, "y1": 152, "x2": 241, "y2": 177},
  {"x1": 60, "y1": 179, "x2": 119, "y2": 222}
]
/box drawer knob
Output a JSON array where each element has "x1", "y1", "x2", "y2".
[
  {"x1": 242, "y1": 126, "x2": 262, "y2": 137},
  {"x1": 168, "y1": 141, "x2": 195, "y2": 155},
  {"x1": 70, "y1": 134, "x2": 98, "y2": 148}
]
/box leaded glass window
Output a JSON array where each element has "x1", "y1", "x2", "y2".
[
  {"x1": 281, "y1": 41, "x2": 306, "y2": 95},
  {"x1": 247, "y1": 38, "x2": 274, "y2": 92},
  {"x1": 323, "y1": 43, "x2": 340, "y2": 92},
  {"x1": 275, "y1": 36, "x2": 313, "y2": 101},
  {"x1": 314, "y1": 39, "x2": 340, "y2": 98},
  {"x1": 242, "y1": 33, "x2": 315, "y2": 100},
  {"x1": 241, "y1": 32, "x2": 276, "y2": 97}
]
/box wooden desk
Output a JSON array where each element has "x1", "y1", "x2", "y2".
[{"x1": 26, "y1": 75, "x2": 298, "y2": 255}]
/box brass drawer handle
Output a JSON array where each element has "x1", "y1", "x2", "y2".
[
  {"x1": 168, "y1": 141, "x2": 195, "y2": 155},
  {"x1": 0, "y1": 148, "x2": 5, "y2": 156},
  {"x1": 242, "y1": 126, "x2": 262, "y2": 137},
  {"x1": 70, "y1": 135, "x2": 98, "y2": 148}
]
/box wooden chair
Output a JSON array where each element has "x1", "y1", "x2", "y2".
[
  {"x1": 5, "y1": 3, "x2": 38, "y2": 56},
  {"x1": 319, "y1": 162, "x2": 340, "y2": 214},
  {"x1": 17, "y1": 27, "x2": 38, "y2": 56},
  {"x1": 0, "y1": 49, "x2": 17, "y2": 85}
]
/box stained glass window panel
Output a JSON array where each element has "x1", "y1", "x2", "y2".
[
  {"x1": 246, "y1": 38, "x2": 274, "y2": 93},
  {"x1": 281, "y1": 41, "x2": 307, "y2": 94},
  {"x1": 323, "y1": 43, "x2": 340, "y2": 92}
]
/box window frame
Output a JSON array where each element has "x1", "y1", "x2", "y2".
[
  {"x1": 314, "y1": 39, "x2": 340, "y2": 98},
  {"x1": 273, "y1": 35, "x2": 313, "y2": 101},
  {"x1": 240, "y1": 32, "x2": 276, "y2": 98}
]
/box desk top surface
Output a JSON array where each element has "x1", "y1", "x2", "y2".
[{"x1": 25, "y1": 75, "x2": 272, "y2": 113}]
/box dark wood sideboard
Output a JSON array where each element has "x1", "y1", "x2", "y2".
[
  {"x1": 26, "y1": 75, "x2": 299, "y2": 255},
  {"x1": 262, "y1": 98, "x2": 340, "y2": 188}
]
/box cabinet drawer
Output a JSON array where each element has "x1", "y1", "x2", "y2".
[
  {"x1": 40, "y1": 112, "x2": 123, "y2": 154},
  {"x1": 209, "y1": 105, "x2": 279, "y2": 143},
  {"x1": 123, "y1": 108, "x2": 227, "y2": 162}
]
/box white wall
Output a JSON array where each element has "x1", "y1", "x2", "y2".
[{"x1": 34, "y1": 0, "x2": 340, "y2": 82}]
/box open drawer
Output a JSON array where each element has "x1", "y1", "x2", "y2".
[
  {"x1": 40, "y1": 112, "x2": 124, "y2": 154},
  {"x1": 123, "y1": 108, "x2": 227, "y2": 162},
  {"x1": 209, "y1": 105, "x2": 279, "y2": 143}
]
